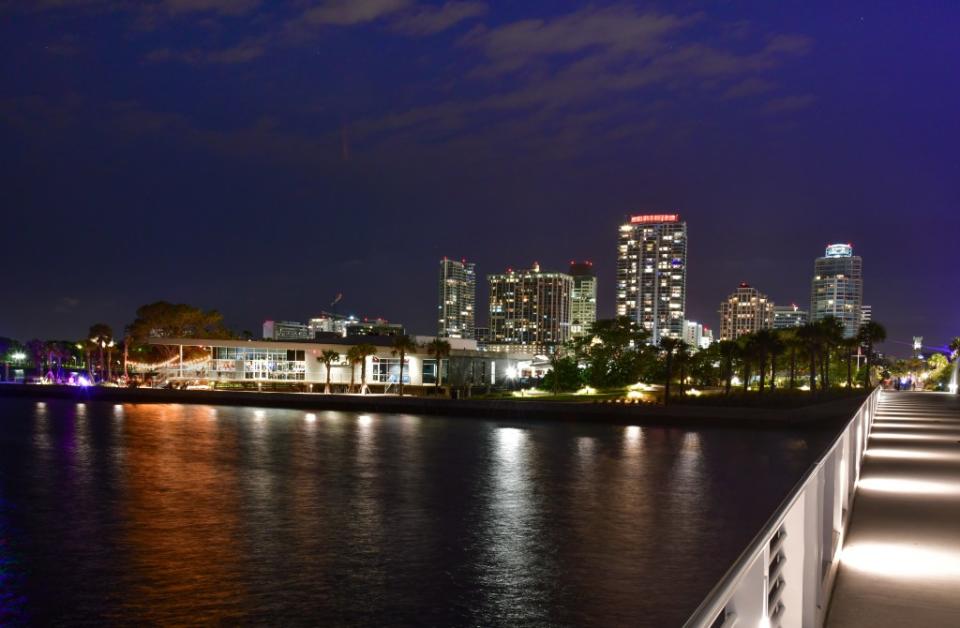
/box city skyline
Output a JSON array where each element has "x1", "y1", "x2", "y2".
[{"x1": 2, "y1": 3, "x2": 957, "y2": 354}]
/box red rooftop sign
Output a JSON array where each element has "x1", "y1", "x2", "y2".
[{"x1": 630, "y1": 213, "x2": 680, "y2": 224}]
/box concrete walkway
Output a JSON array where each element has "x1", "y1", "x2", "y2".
[{"x1": 827, "y1": 391, "x2": 960, "y2": 627}]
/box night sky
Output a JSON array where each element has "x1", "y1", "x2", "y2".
[{"x1": 2, "y1": 1, "x2": 958, "y2": 356}]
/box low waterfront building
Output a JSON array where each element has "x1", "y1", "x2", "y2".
[{"x1": 148, "y1": 336, "x2": 530, "y2": 391}]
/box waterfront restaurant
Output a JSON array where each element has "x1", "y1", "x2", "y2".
[{"x1": 147, "y1": 336, "x2": 534, "y2": 393}]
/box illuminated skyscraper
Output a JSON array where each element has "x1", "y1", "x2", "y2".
[
  {"x1": 616, "y1": 214, "x2": 687, "y2": 343},
  {"x1": 488, "y1": 262, "x2": 572, "y2": 351},
  {"x1": 719, "y1": 282, "x2": 775, "y2": 340},
  {"x1": 569, "y1": 261, "x2": 597, "y2": 337},
  {"x1": 810, "y1": 243, "x2": 863, "y2": 338},
  {"x1": 437, "y1": 257, "x2": 476, "y2": 339}
]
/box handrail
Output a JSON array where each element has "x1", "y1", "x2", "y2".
[{"x1": 683, "y1": 387, "x2": 880, "y2": 628}]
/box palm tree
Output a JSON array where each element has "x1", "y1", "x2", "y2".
[
  {"x1": 768, "y1": 331, "x2": 786, "y2": 391},
  {"x1": 841, "y1": 336, "x2": 859, "y2": 388},
  {"x1": 796, "y1": 324, "x2": 819, "y2": 393},
  {"x1": 354, "y1": 344, "x2": 376, "y2": 394},
  {"x1": 717, "y1": 340, "x2": 738, "y2": 395},
  {"x1": 122, "y1": 333, "x2": 132, "y2": 380},
  {"x1": 674, "y1": 341, "x2": 692, "y2": 397},
  {"x1": 752, "y1": 329, "x2": 778, "y2": 393},
  {"x1": 817, "y1": 317, "x2": 845, "y2": 390},
  {"x1": 391, "y1": 335, "x2": 417, "y2": 396},
  {"x1": 659, "y1": 337, "x2": 683, "y2": 405},
  {"x1": 858, "y1": 321, "x2": 888, "y2": 388},
  {"x1": 26, "y1": 339, "x2": 47, "y2": 379},
  {"x1": 88, "y1": 323, "x2": 113, "y2": 381},
  {"x1": 319, "y1": 350, "x2": 340, "y2": 393},
  {"x1": 345, "y1": 346, "x2": 363, "y2": 393},
  {"x1": 949, "y1": 336, "x2": 960, "y2": 359},
  {"x1": 426, "y1": 338, "x2": 451, "y2": 393},
  {"x1": 737, "y1": 334, "x2": 758, "y2": 392},
  {"x1": 780, "y1": 329, "x2": 802, "y2": 390}
]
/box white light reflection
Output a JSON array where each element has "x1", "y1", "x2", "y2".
[
  {"x1": 873, "y1": 422, "x2": 960, "y2": 431},
  {"x1": 842, "y1": 542, "x2": 960, "y2": 579},
  {"x1": 871, "y1": 432, "x2": 960, "y2": 442},
  {"x1": 858, "y1": 477, "x2": 960, "y2": 496},
  {"x1": 305, "y1": 413, "x2": 317, "y2": 422},
  {"x1": 866, "y1": 448, "x2": 960, "y2": 462},
  {"x1": 358, "y1": 414, "x2": 373, "y2": 427},
  {"x1": 498, "y1": 426, "x2": 524, "y2": 452}
]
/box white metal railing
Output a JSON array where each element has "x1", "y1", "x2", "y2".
[{"x1": 684, "y1": 387, "x2": 880, "y2": 628}]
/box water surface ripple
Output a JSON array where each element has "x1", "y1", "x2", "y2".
[{"x1": 0, "y1": 398, "x2": 832, "y2": 626}]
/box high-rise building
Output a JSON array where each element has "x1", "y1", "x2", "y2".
[
  {"x1": 488, "y1": 262, "x2": 572, "y2": 351},
  {"x1": 773, "y1": 304, "x2": 809, "y2": 329},
  {"x1": 719, "y1": 282, "x2": 775, "y2": 340},
  {"x1": 263, "y1": 320, "x2": 312, "y2": 340},
  {"x1": 616, "y1": 213, "x2": 687, "y2": 343},
  {"x1": 437, "y1": 257, "x2": 476, "y2": 339},
  {"x1": 683, "y1": 320, "x2": 714, "y2": 350},
  {"x1": 811, "y1": 243, "x2": 863, "y2": 338},
  {"x1": 569, "y1": 261, "x2": 597, "y2": 337}
]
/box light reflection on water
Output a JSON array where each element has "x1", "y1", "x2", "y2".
[{"x1": 0, "y1": 398, "x2": 833, "y2": 626}]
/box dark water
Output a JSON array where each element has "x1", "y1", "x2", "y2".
[{"x1": 0, "y1": 397, "x2": 835, "y2": 626}]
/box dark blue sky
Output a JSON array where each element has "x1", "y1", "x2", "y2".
[{"x1": 2, "y1": 1, "x2": 958, "y2": 355}]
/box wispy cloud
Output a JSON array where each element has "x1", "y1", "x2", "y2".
[
  {"x1": 296, "y1": 0, "x2": 410, "y2": 27},
  {"x1": 392, "y1": 1, "x2": 486, "y2": 36},
  {"x1": 721, "y1": 77, "x2": 776, "y2": 100},
  {"x1": 763, "y1": 93, "x2": 816, "y2": 114},
  {"x1": 146, "y1": 37, "x2": 268, "y2": 64}
]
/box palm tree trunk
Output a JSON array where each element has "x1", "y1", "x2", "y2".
[
  {"x1": 846, "y1": 353, "x2": 853, "y2": 388},
  {"x1": 663, "y1": 355, "x2": 672, "y2": 406},
  {"x1": 823, "y1": 350, "x2": 830, "y2": 390},
  {"x1": 325, "y1": 363, "x2": 332, "y2": 393},
  {"x1": 398, "y1": 352, "x2": 405, "y2": 396},
  {"x1": 350, "y1": 365, "x2": 356, "y2": 393},
  {"x1": 107, "y1": 348, "x2": 113, "y2": 381},
  {"x1": 809, "y1": 350, "x2": 816, "y2": 393},
  {"x1": 725, "y1": 359, "x2": 732, "y2": 395},
  {"x1": 123, "y1": 340, "x2": 129, "y2": 379},
  {"x1": 759, "y1": 355, "x2": 766, "y2": 393},
  {"x1": 789, "y1": 350, "x2": 796, "y2": 389},
  {"x1": 863, "y1": 344, "x2": 872, "y2": 388},
  {"x1": 770, "y1": 353, "x2": 777, "y2": 390},
  {"x1": 361, "y1": 360, "x2": 368, "y2": 394}
]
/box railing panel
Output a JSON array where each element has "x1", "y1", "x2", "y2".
[{"x1": 684, "y1": 388, "x2": 881, "y2": 628}]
